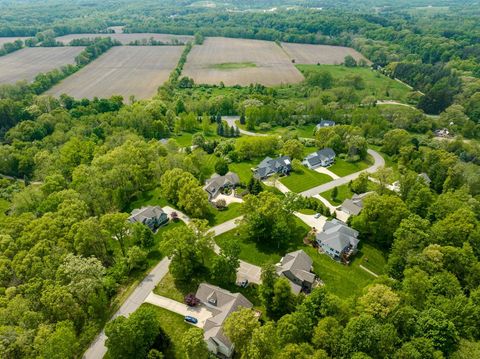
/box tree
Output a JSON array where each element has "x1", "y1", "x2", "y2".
[
  {"x1": 276, "y1": 311, "x2": 312, "y2": 345},
  {"x1": 177, "y1": 184, "x2": 211, "y2": 218},
  {"x1": 331, "y1": 186, "x2": 338, "y2": 201},
  {"x1": 307, "y1": 71, "x2": 333, "y2": 89},
  {"x1": 100, "y1": 213, "x2": 131, "y2": 256},
  {"x1": 277, "y1": 343, "x2": 315, "y2": 359},
  {"x1": 416, "y1": 308, "x2": 459, "y2": 355},
  {"x1": 312, "y1": 317, "x2": 343, "y2": 357},
  {"x1": 344, "y1": 55, "x2": 357, "y2": 67},
  {"x1": 350, "y1": 172, "x2": 369, "y2": 194},
  {"x1": 215, "y1": 158, "x2": 229, "y2": 176},
  {"x1": 358, "y1": 284, "x2": 400, "y2": 319},
  {"x1": 70, "y1": 217, "x2": 110, "y2": 263},
  {"x1": 247, "y1": 177, "x2": 263, "y2": 195},
  {"x1": 126, "y1": 246, "x2": 147, "y2": 272},
  {"x1": 192, "y1": 133, "x2": 206, "y2": 148},
  {"x1": 182, "y1": 327, "x2": 209, "y2": 359},
  {"x1": 38, "y1": 321, "x2": 79, "y2": 359},
  {"x1": 223, "y1": 307, "x2": 260, "y2": 356},
  {"x1": 247, "y1": 321, "x2": 279, "y2": 359},
  {"x1": 272, "y1": 277, "x2": 297, "y2": 320},
  {"x1": 259, "y1": 264, "x2": 278, "y2": 316},
  {"x1": 211, "y1": 241, "x2": 240, "y2": 286},
  {"x1": 282, "y1": 139, "x2": 304, "y2": 160},
  {"x1": 382, "y1": 129, "x2": 411, "y2": 156}
]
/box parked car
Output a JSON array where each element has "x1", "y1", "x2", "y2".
[
  {"x1": 184, "y1": 316, "x2": 198, "y2": 324},
  {"x1": 314, "y1": 213, "x2": 322, "y2": 219}
]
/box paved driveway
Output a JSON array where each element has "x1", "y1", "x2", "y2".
[
  {"x1": 223, "y1": 116, "x2": 267, "y2": 137},
  {"x1": 145, "y1": 292, "x2": 213, "y2": 328},
  {"x1": 294, "y1": 212, "x2": 326, "y2": 231}
]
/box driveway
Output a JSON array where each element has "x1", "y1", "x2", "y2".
[
  {"x1": 263, "y1": 178, "x2": 290, "y2": 194},
  {"x1": 145, "y1": 292, "x2": 213, "y2": 328},
  {"x1": 313, "y1": 195, "x2": 350, "y2": 223},
  {"x1": 314, "y1": 166, "x2": 339, "y2": 179},
  {"x1": 163, "y1": 206, "x2": 191, "y2": 224},
  {"x1": 294, "y1": 212, "x2": 326, "y2": 231},
  {"x1": 223, "y1": 116, "x2": 267, "y2": 137},
  {"x1": 300, "y1": 149, "x2": 385, "y2": 197}
]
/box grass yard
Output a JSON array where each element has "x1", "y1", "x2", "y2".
[
  {"x1": 229, "y1": 160, "x2": 258, "y2": 183},
  {"x1": 328, "y1": 157, "x2": 372, "y2": 177},
  {"x1": 143, "y1": 304, "x2": 191, "y2": 359},
  {"x1": 208, "y1": 202, "x2": 243, "y2": 226},
  {"x1": 321, "y1": 184, "x2": 355, "y2": 205},
  {"x1": 280, "y1": 169, "x2": 333, "y2": 193},
  {"x1": 297, "y1": 64, "x2": 412, "y2": 102},
  {"x1": 236, "y1": 122, "x2": 317, "y2": 139},
  {"x1": 126, "y1": 187, "x2": 169, "y2": 213},
  {"x1": 210, "y1": 62, "x2": 257, "y2": 70}
]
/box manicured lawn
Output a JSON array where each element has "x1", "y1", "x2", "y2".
[
  {"x1": 296, "y1": 64, "x2": 412, "y2": 102},
  {"x1": 143, "y1": 304, "x2": 191, "y2": 359},
  {"x1": 321, "y1": 183, "x2": 354, "y2": 205},
  {"x1": 298, "y1": 208, "x2": 316, "y2": 215},
  {"x1": 328, "y1": 157, "x2": 372, "y2": 177},
  {"x1": 229, "y1": 160, "x2": 258, "y2": 183},
  {"x1": 208, "y1": 202, "x2": 243, "y2": 226},
  {"x1": 280, "y1": 169, "x2": 332, "y2": 193},
  {"x1": 126, "y1": 187, "x2": 169, "y2": 213},
  {"x1": 237, "y1": 122, "x2": 317, "y2": 139}
]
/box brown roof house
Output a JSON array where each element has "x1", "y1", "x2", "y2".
[
  {"x1": 203, "y1": 172, "x2": 240, "y2": 201},
  {"x1": 275, "y1": 250, "x2": 316, "y2": 294},
  {"x1": 195, "y1": 283, "x2": 253, "y2": 358},
  {"x1": 340, "y1": 192, "x2": 373, "y2": 216}
]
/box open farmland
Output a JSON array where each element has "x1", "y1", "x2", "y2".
[
  {"x1": 47, "y1": 46, "x2": 184, "y2": 100},
  {"x1": 0, "y1": 47, "x2": 83, "y2": 84},
  {"x1": 55, "y1": 33, "x2": 193, "y2": 45},
  {"x1": 281, "y1": 42, "x2": 368, "y2": 65},
  {"x1": 183, "y1": 37, "x2": 304, "y2": 86},
  {"x1": 0, "y1": 37, "x2": 29, "y2": 46}
]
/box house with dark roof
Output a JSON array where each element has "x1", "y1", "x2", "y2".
[
  {"x1": 316, "y1": 120, "x2": 336, "y2": 130},
  {"x1": 276, "y1": 250, "x2": 316, "y2": 294},
  {"x1": 203, "y1": 172, "x2": 240, "y2": 200},
  {"x1": 340, "y1": 192, "x2": 372, "y2": 216},
  {"x1": 128, "y1": 206, "x2": 168, "y2": 230},
  {"x1": 195, "y1": 283, "x2": 254, "y2": 358},
  {"x1": 316, "y1": 219, "x2": 359, "y2": 262},
  {"x1": 253, "y1": 156, "x2": 292, "y2": 180},
  {"x1": 303, "y1": 148, "x2": 336, "y2": 169}
]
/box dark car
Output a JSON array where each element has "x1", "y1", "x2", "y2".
[{"x1": 184, "y1": 316, "x2": 198, "y2": 324}]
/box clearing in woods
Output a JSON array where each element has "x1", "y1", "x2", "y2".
[
  {"x1": 47, "y1": 46, "x2": 184, "y2": 100},
  {"x1": 0, "y1": 47, "x2": 84, "y2": 84},
  {"x1": 183, "y1": 37, "x2": 304, "y2": 86},
  {"x1": 55, "y1": 33, "x2": 193, "y2": 45},
  {"x1": 281, "y1": 42, "x2": 369, "y2": 65}
]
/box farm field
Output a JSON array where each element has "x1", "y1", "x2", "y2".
[
  {"x1": 55, "y1": 33, "x2": 193, "y2": 45},
  {"x1": 183, "y1": 37, "x2": 304, "y2": 86},
  {"x1": 281, "y1": 42, "x2": 368, "y2": 65},
  {"x1": 0, "y1": 47, "x2": 83, "y2": 84},
  {"x1": 0, "y1": 37, "x2": 29, "y2": 46},
  {"x1": 47, "y1": 46, "x2": 184, "y2": 100}
]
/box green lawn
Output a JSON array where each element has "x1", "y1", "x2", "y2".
[
  {"x1": 210, "y1": 62, "x2": 257, "y2": 70},
  {"x1": 208, "y1": 202, "x2": 242, "y2": 226},
  {"x1": 229, "y1": 160, "x2": 258, "y2": 183},
  {"x1": 237, "y1": 122, "x2": 317, "y2": 139},
  {"x1": 321, "y1": 183, "x2": 355, "y2": 205},
  {"x1": 143, "y1": 304, "x2": 191, "y2": 359},
  {"x1": 280, "y1": 169, "x2": 333, "y2": 193},
  {"x1": 296, "y1": 64, "x2": 412, "y2": 102},
  {"x1": 328, "y1": 157, "x2": 372, "y2": 177}
]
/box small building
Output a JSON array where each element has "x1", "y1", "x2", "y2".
[
  {"x1": 253, "y1": 156, "x2": 292, "y2": 180},
  {"x1": 303, "y1": 148, "x2": 336, "y2": 169},
  {"x1": 276, "y1": 250, "x2": 316, "y2": 294},
  {"x1": 316, "y1": 120, "x2": 336, "y2": 130},
  {"x1": 434, "y1": 128, "x2": 451, "y2": 138},
  {"x1": 203, "y1": 172, "x2": 240, "y2": 200},
  {"x1": 340, "y1": 192, "x2": 372, "y2": 216},
  {"x1": 196, "y1": 283, "x2": 254, "y2": 358},
  {"x1": 127, "y1": 206, "x2": 169, "y2": 230},
  {"x1": 316, "y1": 219, "x2": 359, "y2": 262}
]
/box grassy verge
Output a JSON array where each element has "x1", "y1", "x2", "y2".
[
  {"x1": 280, "y1": 169, "x2": 332, "y2": 193},
  {"x1": 210, "y1": 62, "x2": 257, "y2": 70},
  {"x1": 328, "y1": 157, "x2": 372, "y2": 177},
  {"x1": 208, "y1": 202, "x2": 242, "y2": 226}
]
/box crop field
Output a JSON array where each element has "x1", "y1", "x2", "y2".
[
  {"x1": 281, "y1": 42, "x2": 368, "y2": 65},
  {"x1": 47, "y1": 46, "x2": 184, "y2": 100},
  {"x1": 183, "y1": 37, "x2": 305, "y2": 86},
  {"x1": 0, "y1": 37, "x2": 29, "y2": 46},
  {"x1": 55, "y1": 33, "x2": 193, "y2": 45},
  {"x1": 0, "y1": 47, "x2": 83, "y2": 84}
]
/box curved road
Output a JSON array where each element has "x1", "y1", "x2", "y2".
[
  {"x1": 223, "y1": 116, "x2": 267, "y2": 137},
  {"x1": 300, "y1": 149, "x2": 385, "y2": 197}
]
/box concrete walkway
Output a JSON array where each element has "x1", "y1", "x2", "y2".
[
  {"x1": 300, "y1": 149, "x2": 385, "y2": 197},
  {"x1": 314, "y1": 166, "x2": 339, "y2": 179},
  {"x1": 145, "y1": 292, "x2": 213, "y2": 328}
]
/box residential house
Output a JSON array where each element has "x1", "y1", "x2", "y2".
[
  {"x1": 340, "y1": 192, "x2": 372, "y2": 216},
  {"x1": 127, "y1": 206, "x2": 168, "y2": 230},
  {"x1": 196, "y1": 283, "x2": 254, "y2": 358},
  {"x1": 253, "y1": 156, "x2": 292, "y2": 180},
  {"x1": 316, "y1": 219, "x2": 359, "y2": 262},
  {"x1": 203, "y1": 172, "x2": 240, "y2": 200},
  {"x1": 303, "y1": 148, "x2": 336, "y2": 169},
  {"x1": 315, "y1": 120, "x2": 336, "y2": 130},
  {"x1": 390, "y1": 173, "x2": 431, "y2": 193},
  {"x1": 275, "y1": 250, "x2": 316, "y2": 294}
]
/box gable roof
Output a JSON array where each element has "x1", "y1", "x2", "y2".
[
  {"x1": 340, "y1": 192, "x2": 372, "y2": 215},
  {"x1": 196, "y1": 283, "x2": 253, "y2": 349},
  {"x1": 316, "y1": 219, "x2": 359, "y2": 253},
  {"x1": 128, "y1": 206, "x2": 165, "y2": 224},
  {"x1": 203, "y1": 172, "x2": 240, "y2": 197},
  {"x1": 304, "y1": 148, "x2": 336, "y2": 167},
  {"x1": 316, "y1": 120, "x2": 336, "y2": 128},
  {"x1": 276, "y1": 250, "x2": 315, "y2": 293},
  {"x1": 254, "y1": 156, "x2": 291, "y2": 178}
]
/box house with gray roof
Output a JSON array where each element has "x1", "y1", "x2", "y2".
[
  {"x1": 203, "y1": 172, "x2": 240, "y2": 200},
  {"x1": 275, "y1": 250, "x2": 316, "y2": 294},
  {"x1": 316, "y1": 219, "x2": 359, "y2": 262},
  {"x1": 195, "y1": 283, "x2": 254, "y2": 358},
  {"x1": 253, "y1": 156, "x2": 292, "y2": 180},
  {"x1": 303, "y1": 148, "x2": 336, "y2": 169},
  {"x1": 340, "y1": 192, "x2": 372, "y2": 216},
  {"x1": 316, "y1": 120, "x2": 336, "y2": 130},
  {"x1": 128, "y1": 206, "x2": 168, "y2": 230}
]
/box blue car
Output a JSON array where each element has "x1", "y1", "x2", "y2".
[{"x1": 184, "y1": 316, "x2": 198, "y2": 324}]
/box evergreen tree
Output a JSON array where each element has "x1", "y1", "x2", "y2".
[{"x1": 240, "y1": 114, "x2": 246, "y2": 125}]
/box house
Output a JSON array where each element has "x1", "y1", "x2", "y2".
[
  {"x1": 127, "y1": 206, "x2": 168, "y2": 230},
  {"x1": 275, "y1": 250, "x2": 316, "y2": 294},
  {"x1": 196, "y1": 283, "x2": 254, "y2": 358},
  {"x1": 203, "y1": 172, "x2": 240, "y2": 200},
  {"x1": 340, "y1": 192, "x2": 372, "y2": 216},
  {"x1": 390, "y1": 173, "x2": 431, "y2": 193},
  {"x1": 316, "y1": 219, "x2": 359, "y2": 262},
  {"x1": 315, "y1": 120, "x2": 336, "y2": 130},
  {"x1": 303, "y1": 148, "x2": 336, "y2": 169},
  {"x1": 253, "y1": 156, "x2": 292, "y2": 180},
  {"x1": 434, "y1": 128, "x2": 451, "y2": 138}
]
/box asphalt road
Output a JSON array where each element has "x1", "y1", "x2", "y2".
[{"x1": 223, "y1": 116, "x2": 267, "y2": 137}]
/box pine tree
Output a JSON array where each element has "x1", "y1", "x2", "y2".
[
  {"x1": 230, "y1": 126, "x2": 235, "y2": 137},
  {"x1": 217, "y1": 122, "x2": 224, "y2": 136},
  {"x1": 216, "y1": 114, "x2": 222, "y2": 124},
  {"x1": 235, "y1": 126, "x2": 240, "y2": 137},
  {"x1": 240, "y1": 114, "x2": 246, "y2": 125}
]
